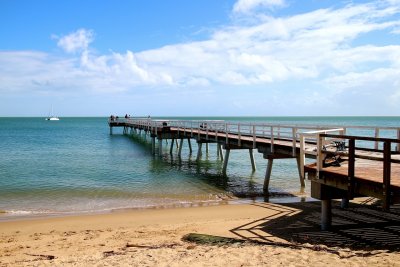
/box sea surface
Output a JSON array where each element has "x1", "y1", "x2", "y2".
[{"x1": 0, "y1": 116, "x2": 399, "y2": 219}]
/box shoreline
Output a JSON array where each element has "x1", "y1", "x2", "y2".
[
  {"x1": 1, "y1": 201, "x2": 400, "y2": 266},
  {"x1": 0, "y1": 194, "x2": 313, "y2": 223}
]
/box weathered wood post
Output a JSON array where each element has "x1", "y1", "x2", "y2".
[
  {"x1": 383, "y1": 140, "x2": 391, "y2": 211},
  {"x1": 170, "y1": 138, "x2": 175, "y2": 154},
  {"x1": 263, "y1": 157, "x2": 273, "y2": 193},
  {"x1": 249, "y1": 149, "x2": 256, "y2": 171},
  {"x1": 178, "y1": 139, "x2": 184, "y2": 157},
  {"x1": 321, "y1": 199, "x2": 332, "y2": 230},
  {"x1": 187, "y1": 138, "x2": 192, "y2": 153},
  {"x1": 158, "y1": 139, "x2": 163, "y2": 155},
  {"x1": 151, "y1": 136, "x2": 156, "y2": 155},
  {"x1": 197, "y1": 143, "x2": 203, "y2": 160},
  {"x1": 217, "y1": 144, "x2": 224, "y2": 161},
  {"x1": 222, "y1": 148, "x2": 230, "y2": 176},
  {"x1": 341, "y1": 198, "x2": 349, "y2": 209},
  {"x1": 296, "y1": 156, "x2": 306, "y2": 187}
]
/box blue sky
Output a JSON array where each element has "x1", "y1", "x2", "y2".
[{"x1": 1, "y1": 0, "x2": 400, "y2": 116}]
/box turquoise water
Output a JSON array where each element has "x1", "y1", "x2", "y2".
[{"x1": 0, "y1": 117, "x2": 399, "y2": 218}]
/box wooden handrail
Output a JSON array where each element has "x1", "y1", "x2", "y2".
[{"x1": 321, "y1": 134, "x2": 400, "y2": 144}]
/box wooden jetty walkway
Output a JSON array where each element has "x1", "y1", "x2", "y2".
[{"x1": 109, "y1": 118, "x2": 400, "y2": 230}]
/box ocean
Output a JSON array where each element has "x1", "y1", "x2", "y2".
[{"x1": 0, "y1": 116, "x2": 399, "y2": 219}]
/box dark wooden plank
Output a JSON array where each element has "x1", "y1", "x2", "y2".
[
  {"x1": 348, "y1": 138, "x2": 355, "y2": 199},
  {"x1": 383, "y1": 141, "x2": 391, "y2": 210}
]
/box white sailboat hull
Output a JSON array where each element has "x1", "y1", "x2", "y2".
[
  {"x1": 46, "y1": 117, "x2": 60, "y2": 121},
  {"x1": 45, "y1": 105, "x2": 60, "y2": 121}
]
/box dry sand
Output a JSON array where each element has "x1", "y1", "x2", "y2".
[{"x1": 1, "y1": 201, "x2": 400, "y2": 266}]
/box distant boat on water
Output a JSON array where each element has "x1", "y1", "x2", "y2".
[{"x1": 45, "y1": 105, "x2": 60, "y2": 121}]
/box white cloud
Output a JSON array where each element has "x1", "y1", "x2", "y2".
[
  {"x1": 56, "y1": 29, "x2": 94, "y2": 53},
  {"x1": 1, "y1": 0, "x2": 400, "y2": 115},
  {"x1": 233, "y1": 0, "x2": 286, "y2": 14}
]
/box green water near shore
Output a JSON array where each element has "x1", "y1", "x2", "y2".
[{"x1": 0, "y1": 116, "x2": 398, "y2": 218}]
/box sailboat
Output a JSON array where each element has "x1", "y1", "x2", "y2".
[{"x1": 45, "y1": 105, "x2": 60, "y2": 121}]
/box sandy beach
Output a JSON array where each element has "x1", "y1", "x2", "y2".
[{"x1": 1, "y1": 201, "x2": 400, "y2": 266}]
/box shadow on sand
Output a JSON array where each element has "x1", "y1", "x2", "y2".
[{"x1": 230, "y1": 200, "x2": 400, "y2": 251}]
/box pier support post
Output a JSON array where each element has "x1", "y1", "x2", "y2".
[
  {"x1": 341, "y1": 198, "x2": 349, "y2": 209},
  {"x1": 263, "y1": 158, "x2": 274, "y2": 193},
  {"x1": 158, "y1": 139, "x2": 163, "y2": 155},
  {"x1": 175, "y1": 139, "x2": 179, "y2": 149},
  {"x1": 249, "y1": 149, "x2": 256, "y2": 171},
  {"x1": 170, "y1": 138, "x2": 175, "y2": 154},
  {"x1": 206, "y1": 143, "x2": 209, "y2": 154},
  {"x1": 217, "y1": 144, "x2": 224, "y2": 161},
  {"x1": 296, "y1": 156, "x2": 306, "y2": 187},
  {"x1": 178, "y1": 139, "x2": 184, "y2": 157},
  {"x1": 152, "y1": 137, "x2": 156, "y2": 155},
  {"x1": 187, "y1": 138, "x2": 192, "y2": 153},
  {"x1": 109, "y1": 127, "x2": 113, "y2": 135},
  {"x1": 197, "y1": 143, "x2": 203, "y2": 160},
  {"x1": 222, "y1": 149, "x2": 231, "y2": 176},
  {"x1": 321, "y1": 199, "x2": 332, "y2": 230}
]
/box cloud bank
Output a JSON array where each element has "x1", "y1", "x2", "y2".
[{"x1": 1, "y1": 0, "x2": 400, "y2": 115}]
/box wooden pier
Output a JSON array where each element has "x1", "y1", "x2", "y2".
[{"x1": 109, "y1": 118, "x2": 400, "y2": 230}]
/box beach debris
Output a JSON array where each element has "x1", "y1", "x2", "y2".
[
  {"x1": 182, "y1": 233, "x2": 245, "y2": 246},
  {"x1": 125, "y1": 243, "x2": 179, "y2": 249},
  {"x1": 25, "y1": 253, "x2": 56, "y2": 260},
  {"x1": 103, "y1": 250, "x2": 125, "y2": 257}
]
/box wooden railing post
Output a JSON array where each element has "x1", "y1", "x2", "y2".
[
  {"x1": 374, "y1": 128, "x2": 379, "y2": 150},
  {"x1": 299, "y1": 134, "x2": 305, "y2": 181},
  {"x1": 238, "y1": 123, "x2": 241, "y2": 146},
  {"x1": 225, "y1": 123, "x2": 228, "y2": 144},
  {"x1": 383, "y1": 140, "x2": 391, "y2": 211},
  {"x1": 253, "y1": 125, "x2": 256, "y2": 149},
  {"x1": 348, "y1": 138, "x2": 355, "y2": 199},
  {"x1": 270, "y1": 126, "x2": 274, "y2": 153},
  {"x1": 292, "y1": 128, "x2": 297, "y2": 157},
  {"x1": 316, "y1": 133, "x2": 323, "y2": 179},
  {"x1": 397, "y1": 129, "x2": 400, "y2": 152}
]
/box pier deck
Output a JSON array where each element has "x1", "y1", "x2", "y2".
[{"x1": 109, "y1": 118, "x2": 400, "y2": 230}]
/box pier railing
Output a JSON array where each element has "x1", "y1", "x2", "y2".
[
  {"x1": 110, "y1": 117, "x2": 400, "y2": 156},
  {"x1": 313, "y1": 134, "x2": 400, "y2": 210}
]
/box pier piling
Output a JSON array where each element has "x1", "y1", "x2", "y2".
[
  {"x1": 249, "y1": 149, "x2": 256, "y2": 171},
  {"x1": 178, "y1": 139, "x2": 184, "y2": 156},
  {"x1": 222, "y1": 149, "x2": 230, "y2": 176},
  {"x1": 187, "y1": 138, "x2": 192, "y2": 153},
  {"x1": 197, "y1": 143, "x2": 203, "y2": 160},
  {"x1": 264, "y1": 158, "x2": 274, "y2": 192},
  {"x1": 321, "y1": 199, "x2": 332, "y2": 230}
]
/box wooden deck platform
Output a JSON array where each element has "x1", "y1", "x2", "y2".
[{"x1": 305, "y1": 159, "x2": 400, "y2": 202}]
